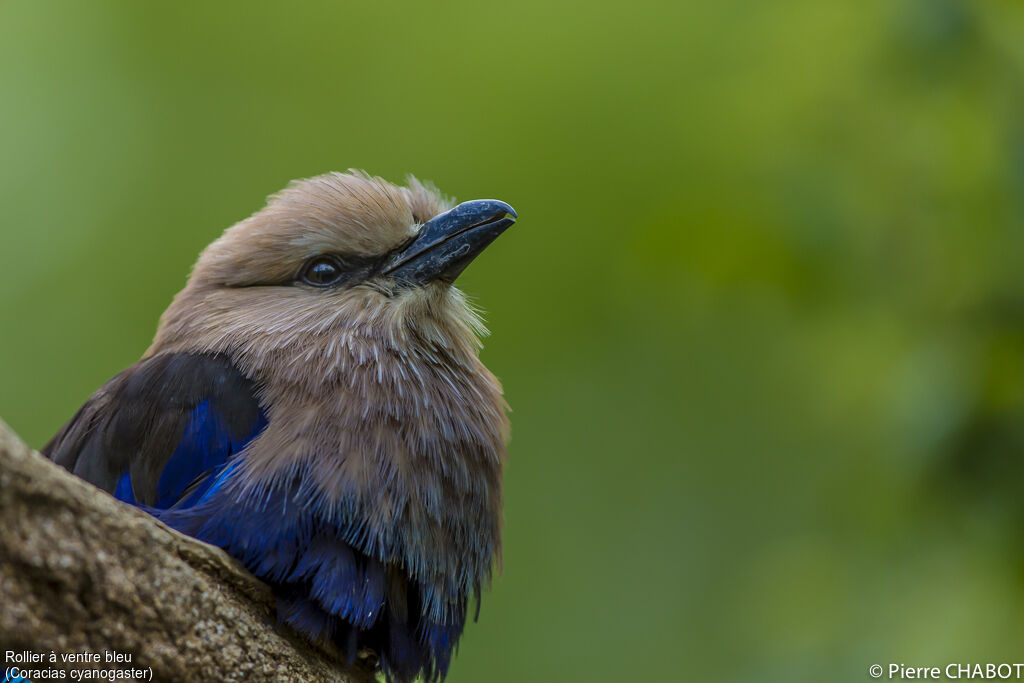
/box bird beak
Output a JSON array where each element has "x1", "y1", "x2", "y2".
[{"x1": 381, "y1": 199, "x2": 517, "y2": 285}]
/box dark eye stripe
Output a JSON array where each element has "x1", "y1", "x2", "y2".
[{"x1": 295, "y1": 253, "x2": 389, "y2": 289}]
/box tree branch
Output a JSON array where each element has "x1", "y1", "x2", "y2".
[{"x1": 0, "y1": 419, "x2": 372, "y2": 683}]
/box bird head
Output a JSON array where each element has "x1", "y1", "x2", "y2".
[{"x1": 152, "y1": 170, "x2": 515, "y2": 362}]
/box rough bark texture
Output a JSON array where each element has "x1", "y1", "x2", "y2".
[{"x1": 0, "y1": 419, "x2": 374, "y2": 683}]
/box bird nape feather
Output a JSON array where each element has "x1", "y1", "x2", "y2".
[{"x1": 42, "y1": 170, "x2": 516, "y2": 683}]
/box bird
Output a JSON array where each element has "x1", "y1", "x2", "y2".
[{"x1": 42, "y1": 170, "x2": 515, "y2": 683}]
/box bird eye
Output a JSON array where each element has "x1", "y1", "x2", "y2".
[{"x1": 300, "y1": 256, "x2": 345, "y2": 287}]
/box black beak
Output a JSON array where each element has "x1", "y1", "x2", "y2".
[{"x1": 382, "y1": 199, "x2": 517, "y2": 285}]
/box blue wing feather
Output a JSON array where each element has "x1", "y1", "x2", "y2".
[{"x1": 112, "y1": 396, "x2": 268, "y2": 510}]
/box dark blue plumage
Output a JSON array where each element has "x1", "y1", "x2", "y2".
[
  {"x1": 43, "y1": 172, "x2": 513, "y2": 683},
  {"x1": 113, "y1": 398, "x2": 267, "y2": 509}
]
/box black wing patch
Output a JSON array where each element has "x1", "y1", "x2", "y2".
[{"x1": 43, "y1": 352, "x2": 266, "y2": 508}]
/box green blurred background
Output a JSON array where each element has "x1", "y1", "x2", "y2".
[{"x1": 3, "y1": 1, "x2": 1024, "y2": 681}]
